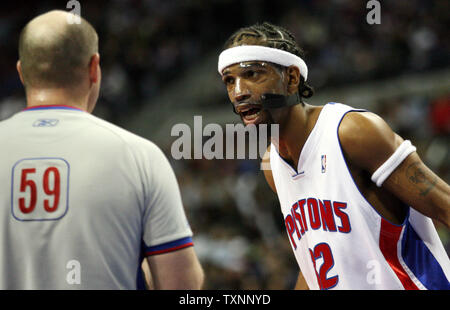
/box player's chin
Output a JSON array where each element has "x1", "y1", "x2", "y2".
[{"x1": 240, "y1": 109, "x2": 270, "y2": 127}]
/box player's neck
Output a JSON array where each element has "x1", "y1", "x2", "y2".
[
  {"x1": 275, "y1": 104, "x2": 317, "y2": 168},
  {"x1": 25, "y1": 88, "x2": 88, "y2": 111}
]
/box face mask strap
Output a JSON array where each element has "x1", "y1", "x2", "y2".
[
  {"x1": 231, "y1": 93, "x2": 300, "y2": 114},
  {"x1": 260, "y1": 93, "x2": 300, "y2": 109}
]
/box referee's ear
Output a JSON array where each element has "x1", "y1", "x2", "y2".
[
  {"x1": 88, "y1": 53, "x2": 101, "y2": 85},
  {"x1": 16, "y1": 60, "x2": 25, "y2": 86}
]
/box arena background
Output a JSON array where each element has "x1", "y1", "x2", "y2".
[{"x1": 0, "y1": 0, "x2": 448, "y2": 289}]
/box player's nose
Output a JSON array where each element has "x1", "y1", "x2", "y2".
[
  {"x1": 234, "y1": 93, "x2": 251, "y2": 102},
  {"x1": 233, "y1": 78, "x2": 251, "y2": 102}
]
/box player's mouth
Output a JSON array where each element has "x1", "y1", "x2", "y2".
[{"x1": 235, "y1": 103, "x2": 263, "y2": 125}]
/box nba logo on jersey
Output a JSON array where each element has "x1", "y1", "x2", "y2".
[{"x1": 321, "y1": 155, "x2": 326, "y2": 173}]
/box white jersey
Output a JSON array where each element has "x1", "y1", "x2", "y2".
[
  {"x1": 270, "y1": 102, "x2": 450, "y2": 290},
  {"x1": 0, "y1": 105, "x2": 193, "y2": 289}
]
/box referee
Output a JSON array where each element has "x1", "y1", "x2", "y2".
[{"x1": 0, "y1": 10, "x2": 203, "y2": 290}]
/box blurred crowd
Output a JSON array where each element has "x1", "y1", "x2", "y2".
[
  {"x1": 1, "y1": 0, "x2": 449, "y2": 120},
  {"x1": 0, "y1": 0, "x2": 448, "y2": 289},
  {"x1": 171, "y1": 156, "x2": 299, "y2": 289}
]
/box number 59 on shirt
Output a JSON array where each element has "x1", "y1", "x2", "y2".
[{"x1": 11, "y1": 158, "x2": 70, "y2": 221}]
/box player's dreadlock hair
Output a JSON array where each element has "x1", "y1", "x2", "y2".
[{"x1": 224, "y1": 22, "x2": 314, "y2": 104}]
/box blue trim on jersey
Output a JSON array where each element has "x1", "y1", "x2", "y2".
[
  {"x1": 24, "y1": 106, "x2": 83, "y2": 112},
  {"x1": 401, "y1": 222, "x2": 450, "y2": 290},
  {"x1": 144, "y1": 237, "x2": 193, "y2": 255}
]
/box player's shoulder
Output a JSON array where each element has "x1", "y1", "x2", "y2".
[
  {"x1": 338, "y1": 109, "x2": 394, "y2": 145},
  {"x1": 338, "y1": 108, "x2": 401, "y2": 172}
]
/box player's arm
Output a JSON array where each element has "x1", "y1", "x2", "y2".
[
  {"x1": 339, "y1": 111, "x2": 450, "y2": 228},
  {"x1": 294, "y1": 271, "x2": 309, "y2": 290},
  {"x1": 146, "y1": 247, "x2": 204, "y2": 290},
  {"x1": 262, "y1": 145, "x2": 277, "y2": 194}
]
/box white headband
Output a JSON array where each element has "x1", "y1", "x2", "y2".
[{"x1": 218, "y1": 45, "x2": 308, "y2": 81}]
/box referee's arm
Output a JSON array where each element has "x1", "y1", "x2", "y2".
[{"x1": 146, "y1": 247, "x2": 204, "y2": 289}]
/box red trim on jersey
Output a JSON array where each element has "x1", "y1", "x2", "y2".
[
  {"x1": 145, "y1": 242, "x2": 193, "y2": 256},
  {"x1": 23, "y1": 105, "x2": 84, "y2": 111},
  {"x1": 379, "y1": 218, "x2": 419, "y2": 290}
]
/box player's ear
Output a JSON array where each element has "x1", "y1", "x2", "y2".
[
  {"x1": 286, "y1": 65, "x2": 300, "y2": 95},
  {"x1": 88, "y1": 53, "x2": 100, "y2": 85},
  {"x1": 16, "y1": 60, "x2": 25, "y2": 86}
]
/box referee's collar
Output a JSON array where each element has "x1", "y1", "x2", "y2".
[{"x1": 23, "y1": 105, "x2": 85, "y2": 112}]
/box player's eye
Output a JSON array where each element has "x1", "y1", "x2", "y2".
[
  {"x1": 243, "y1": 68, "x2": 266, "y2": 81},
  {"x1": 223, "y1": 76, "x2": 235, "y2": 86},
  {"x1": 244, "y1": 70, "x2": 258, "y2": 79}
]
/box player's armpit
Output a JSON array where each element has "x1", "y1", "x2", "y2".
[
  {"x1": 383, "y1": 152, "x2": 450, "y2": 229},
  {"x1": 146, "y1": 246, "x2": 204, "y2": 290},
  {"x1": 294, "y1": 271, "x2": 309, "y2": 290}
]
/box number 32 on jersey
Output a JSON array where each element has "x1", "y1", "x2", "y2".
[{"x1": 11, "y1": 158, "x2": 69, "y2": 221}]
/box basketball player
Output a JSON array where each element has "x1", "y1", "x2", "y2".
[
  {"x1": 218, "y1": 22, "x2": 450, "y2": 290},
  {"x1": 0, "y1": 10, "x2": 203, "y2": 289}
]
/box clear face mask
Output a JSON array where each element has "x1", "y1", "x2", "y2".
[{"x1": 231, "y1": 62, "x2": 298, "y2": 113}]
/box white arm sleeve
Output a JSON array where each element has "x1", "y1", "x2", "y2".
[{"x1": 371, "y1": 140, "x2": 416, "y2": 187}]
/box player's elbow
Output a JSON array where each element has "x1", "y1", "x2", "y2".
[
  {"x1": 427, "y1": 197, "x2": 450, "y2": 230},
  {"x1": 431, "y1": 189, "x2": 450, "y2": 229},
  {"x1": 438, "y1": 207, "x2": 450, "y2": 230}
]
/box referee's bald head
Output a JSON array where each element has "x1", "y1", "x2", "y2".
[{"x1": 18, "y1": 10, "x2": 98, "y2": 90}]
